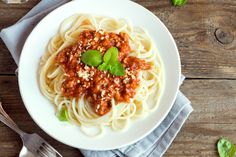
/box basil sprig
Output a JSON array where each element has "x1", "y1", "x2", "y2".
[
  {"x1": 172, "y1": 0, "x2": 187, "y2": 6},
  {"x1": 81, "y1": 47, "x2": 125, "y2": 76},
  {"x1": 98, "y1": 47, "x2": 125, "y2": 76},
  {"x1": 56, "y1": 106, "x2": 68, "y2": 121},
  {"x1": 217, "y1": 138, "x2": 236, "y2": 157}
]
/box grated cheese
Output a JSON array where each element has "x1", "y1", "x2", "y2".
[{"x1": 77, "y1": 69, "x2": 90, "y2": 81}]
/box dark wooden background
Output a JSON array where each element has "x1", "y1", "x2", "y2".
[{"x1": 0, "y1": 0, "x2": 236, "y2": 156}]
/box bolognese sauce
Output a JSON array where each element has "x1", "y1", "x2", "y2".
[{"x1": 56, "y1": 30, "x2": 151, "y2": 115}]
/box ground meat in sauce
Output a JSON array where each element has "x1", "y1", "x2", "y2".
[{"x1": 56, "y1": 30, "x2": 151, "y2": 116}]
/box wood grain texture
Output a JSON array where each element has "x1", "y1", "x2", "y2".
[
  {"x1": 1, "y1": 0, "x2": 236, "y2": 78},
  {"x1": 166, "y1": 79, "x2": 236, "y2": 157},
  {"x1": 136, "y1": 0, "x2": 236, "y2": 79}
]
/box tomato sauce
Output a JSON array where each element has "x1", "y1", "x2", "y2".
[{"x1": 56, "y1": 30, "x2": 151, "y2": 115}]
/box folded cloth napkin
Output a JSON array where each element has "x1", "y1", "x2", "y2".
[{"x1": 0, "y1": 0, "x2": 193, "y2": 156}]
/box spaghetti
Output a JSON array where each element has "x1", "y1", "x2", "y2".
[{"x1": 39, "y1": 14, "x2": 162, "y2": 136}]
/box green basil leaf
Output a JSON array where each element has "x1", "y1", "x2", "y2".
[
  {"x1": 172, "y1": 0, "x2": 187, "y2": 6},
  {"x1": 98, "y1": 63, "x2": 108, "y2": 71},
  {"x1": 106, "y1": 47, "x2": 118, "y2": 63},
  {"x1": 103, "y1": 49, "x2": 112, "y2": 63},
  {"x1": 81, "y1": 50, "x2": 102, "y2": 66},
  {"x1": 57, "y1": 107, "x2": 68, "y2": 121},
  {"x1": 109, "y1": 62, "x2": 125, "y2": 76},
  {"x1": 217, "y1": 138, "x2": 236, "y2": 157}
]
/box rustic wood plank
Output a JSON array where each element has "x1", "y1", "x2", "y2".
[
  {"x1": 166, "y1": 79, "x2": 236, "y2": 157},
  {"x1": 0, "y1": 0, "x2": 236, "y2": 78},
  {"x1": 137, "y1": 0, "x2": 236, "y2": 79},
  {"x1": 0, "y1": 76, "x2": 83, "y2": 157},
  {"x1": 0, "y1": 40, "x2": 17, "y2": 74},
  {"x1": 0, "y1": 0, "x2": 40, "y2": 28}
]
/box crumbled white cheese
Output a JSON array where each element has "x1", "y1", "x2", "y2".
[
  {"x1": 98, "y1": 47, "x2": 103, "y2": 52},
  {"x1": 105, "y1": 35, "x2": 109, "y2": 39},
  {"x1": 116, "y1": 42, "x2": 121, "y2": 47},
  {"x1": 101, "y1": 90, "x2": 105, "y2": 97},
  {"x1": 84, "y1": 65, "x2": 89, "y2": 70},
  {"x1": 114, "y1": 78, "x2": 120, "y2": 84},
  {"x1": 85, "y1": 42, "x2": 91, "y2": 49},
  {"x1": 123, "y1": 77, "x2": 130, "y2": 84},
  {"x1": 69, "y1": 55, "x2": 73, "y2": 61},
  {"x1": 94, "y1": 37, "x2": 98, "y2": 42},
  {"x1": 90, "y1": 71, "x2": 95, "y2": 76},
  {"x1": 77, "y1": 69, "x2": 90, "y2": 81},
  {"x1": 95, "y1": 104, "x2": 101, "y2": 113},
  {"x1": 98, "y1": 30, "x2": 104, "y2": 35},
  {"x1": 77, "y1": 59, "x2": 81, "y2": 64},
  {"x1": 96, "y1": 104, "x2": 101, "y2": 110}
]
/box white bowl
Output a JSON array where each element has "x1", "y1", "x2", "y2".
[{"x1": 18, "y1": 0, "x2": 180, "y2": 150}]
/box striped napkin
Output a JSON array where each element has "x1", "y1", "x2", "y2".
[{"x1": 0, "y1": 0, "x2": 193, "y2": 156}]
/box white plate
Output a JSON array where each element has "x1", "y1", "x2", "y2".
[{"x1": 18, "y1": 0, "x2": 180, "y2": 150}]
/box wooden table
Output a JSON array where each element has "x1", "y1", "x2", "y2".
[{"x1": 0, "y1": 0, "x2": 235, "y2": 156}]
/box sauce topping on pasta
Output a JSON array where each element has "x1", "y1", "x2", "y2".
[{"x1": 56, "y1": 30, "x2": 151, "y2": 115}]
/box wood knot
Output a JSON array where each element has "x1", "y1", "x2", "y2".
[{"x1": 215, "y1": 28, "x2": 234, "y2": 44}]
